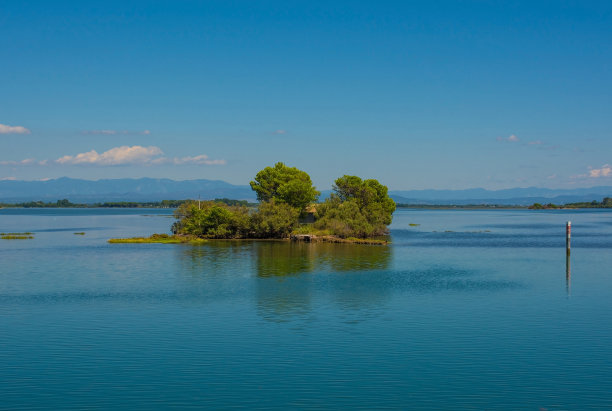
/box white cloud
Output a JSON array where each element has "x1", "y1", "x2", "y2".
[
  {"x1": 571, "y1": 164, "x2": 612, "y2": 180},
  {"x1": 82, "y1": 129, "x2": 151, "y2": 136},
  {"x1": 0, "y1": 176, "x2": 17, "y2": 180},
  {"x1": 528, "y1": 140, "x2": 543, "y2": 145},
  {"x1": 274, "y1": 129, "x2": 287, "y2": 135},
  {"x1": 589, "y1": 164, "x2": 612, "y2": 178},
  {"x1": 0, "y1": 123, "x2": 31, "y2": 134},
  {"x1": 496, "y1": 134, "x2": 519, "y2": 143},
  {"x1": 0, "y1": 158, "x2": 37, "y2": 166},
  {"x1": 150, "y1": 154, "x2": 226, "y2": 166},
  {"x1": 171, "y1": 155, "x2": 226, "y2": 165},
  {"x1": 2, "y1": 146, "x2": 226, "y2": 167},
  {"x1": 56, "y1": 145, "x2": 164, "y2": 165}
]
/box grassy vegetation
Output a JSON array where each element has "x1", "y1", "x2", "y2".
[
  {"x1": 316, "y1": 236, "x2": 388, "y2": 245},
  {"x1": 108, "y1": 233, "x2": 207, "y2": 244},
  {"x1": 73, "y1": 232, "x2": 86, "y2": 235},
  {"x1": 291, "y1": 226, "x2": 389, "y2": 245},
  {"x1": 1, "y1": 231, "x2": 34, "y2": 240},
  {"x1": 1, "y1": 232, "x2": 34, "y2": 240},
  {"x1": 291, "y1": 225, "x2": 331, "y2": 236},
  {"x1": 109, "y1": 230, "x2": 387, "y2": 246}
]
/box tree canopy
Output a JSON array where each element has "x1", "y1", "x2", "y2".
[
  {"x1": 249, "y1": 162, "x2": 320, "y2": 210},
  {"x1": 314, "y1": 175, "x2": 396, "y2": 238}
]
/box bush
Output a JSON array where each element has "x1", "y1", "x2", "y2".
[
  {"x1": 172, "y1": 201, "x2": 250, "y2": 238},
  {"x1": 250, "y1": 200, "x2": 300, "y2": 238}
]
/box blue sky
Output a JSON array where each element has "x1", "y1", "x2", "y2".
[{"x1": 1, "y1": 0, "x2": 611, "y2": 190}]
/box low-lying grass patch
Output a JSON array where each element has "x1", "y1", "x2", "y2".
[
  {"x1": 323, "y1": 236, "x2": 389, "y2": 245},
  {"x1": 73, "y1": 232, "x2": 86, "y2": 235},
  {"x1": 108, "y1": 233, "x2": 207, "y2": 244},
  {"x1": 1, "y1": 235, "x2": 34, "y2": 240},
  {"x1": 292, "y1": 225, "x2": 332, "y2": 236},
  {"x1": 291, "y1": 225, "x2": 389, "y2": 245}
]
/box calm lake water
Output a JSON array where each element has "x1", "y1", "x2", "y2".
[{"x1": 1, "y1": 208, "x2": 612, "y2": 409}]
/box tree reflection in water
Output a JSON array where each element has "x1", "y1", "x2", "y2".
[
  {"x1": 173, "y1": 241, "x2": 393, "y2": 322},
  {"x1": 255, "y1": 242, "x2": 392, "y2": 322},
  {"x1": 255, "y1": 242, "x2": 392, "y2": 277},
  {"x1": 177, "y1": 240, "x2": 254, "y2": 277}
]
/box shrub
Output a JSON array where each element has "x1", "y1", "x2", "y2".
[
  {"x1": 172, "y1": 201, "x2": 250, "y2": 238},
  {"x1": 250, "y1": 200, "x2": 300, "y2": 238}
]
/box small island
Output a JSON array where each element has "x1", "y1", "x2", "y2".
[
  {"x1": 109, "y1": 162, "x2": 396, "y2": 245},
  {"x1": 1, "y1": 232, "x2": 34, "y2": 240}
]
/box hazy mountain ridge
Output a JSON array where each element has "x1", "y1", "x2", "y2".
[
  {"x1": 389, "y1": 187, "x2": 612, "y2": 205},
  {"x1": 1, "y1": 178, "x2": 612, "y2": 205},
  {"x1": 0, "y1": 177, "x2": 256, "y2": 203}
]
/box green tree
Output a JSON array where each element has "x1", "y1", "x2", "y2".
[
  {"x1": 333, "y1": 176, "x2": 396, "y2": 222},
  {"x1": 315, "y1": 175, "x2": 396, "y2": 238},
  {"x1": 56, "y1": 199, "x2": 72, "y2": 207},
  {"x1": 250, "y1": 162, "x2": 319, "y2": 210},
  {"x1": 315, "y1": 197, "x2": 374, "y2": 237},
  {"x1": 250, "y1": 200, "x2": 300, "y2": 238}
]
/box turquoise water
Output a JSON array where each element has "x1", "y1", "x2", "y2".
[{"x1": 1, "y1": 208, "x2": 612, "y2": 409}]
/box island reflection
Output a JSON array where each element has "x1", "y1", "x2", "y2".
[
  {"x1": 255, "y1": 242, "x2": 392, "y2": 322},
  {"x1": 176, "y1": 241, "x2": 393, "y2": 322},
  {"x1": 255, "y1": 241, "x2": 392, "y2": 277}
]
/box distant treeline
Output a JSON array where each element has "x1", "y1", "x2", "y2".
[
  {"x1": 396, "y1": 204, "x2": 526, "y2": 209},
  {"x1": 399, "y1": 198, "x2": 612, "y2": 210},
  {"x1": 566, "y1": 197, "x2": 612, "y2": 208},
  {"x1": 530, "y1": 197, "x2": 612, "y2": 209},
  {"x1": 0, "y1": 198, "x2": 254, "y2": 209}
]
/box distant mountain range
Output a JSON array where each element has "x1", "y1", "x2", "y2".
[
  {"x1": 1, "y1": 177, "x2": 612, "y2": 205},
  {"x1": 388, "y1": 186, "x2": 612, "y2": 205},
  {"x1": 0, "y1": 177, "x2": 255, "y2": 203}
]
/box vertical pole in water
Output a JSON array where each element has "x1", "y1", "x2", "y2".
[
  {"x1": 566, "y1": 221, "x2": 572, "y2": 297},
  {"x1": 566, "y1": 251, "x2": 571, "y2": 297},
  {"x1": 566, "y1": 221, "x2": 571, "y2": 255}
]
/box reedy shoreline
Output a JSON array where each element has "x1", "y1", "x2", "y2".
[{"x1": 108, "y1": 233, "x2": 388, "y2": 245}]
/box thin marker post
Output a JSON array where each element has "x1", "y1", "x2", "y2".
[
  {"x1": 566, "y1": 221, "x2": 571, "y2": 255},
  {"x1": 566, "y1": 251, "x2": 571, "y2": 297}
]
